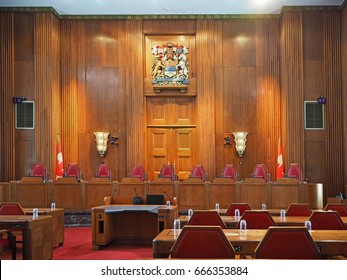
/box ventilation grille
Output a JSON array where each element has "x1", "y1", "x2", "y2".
[
  {"x1": 304, "y1": 101, "x2": 324, "y2": 130},
  {"x1": 15, "y1": 101, "x2": 34, "y2": 129}
]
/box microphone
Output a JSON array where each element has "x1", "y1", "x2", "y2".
[{"x1": 133, "y1": 187, "x2": 141, "y2": 205}]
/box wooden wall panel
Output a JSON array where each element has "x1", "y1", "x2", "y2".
[
  {"x1": 196, "y1": 19, "x2": 219, "y2": 180},
  {"x1": 0, "y1": 13, "x2": 14, "y2": 181},
  {"x1": 254, "y1": 19, "x2": 281, "y2": 181},
  {"x1": 323, "y1": 10, "x2": 343, "y2": 198},
  {"x1": 342, "y1": 4, "x2": 347, "y2": 193},
  {"x1": 280, "y1": 11, "x2": 305, "y2": 173},
  {"x1": 125, "y1": 20, "x2": 145, "y2": 173}
]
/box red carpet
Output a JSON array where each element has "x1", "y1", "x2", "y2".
[{"x1": 52, "y1": 227, "x2": 153, "y2": 260}]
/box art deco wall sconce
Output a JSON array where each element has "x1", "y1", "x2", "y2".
[
  {"x1": 93, "y1": 132, "x2": 110, "y2": 157},
  {"x1": 232, "y1": 132, "x2": 248, "y2": 157}
]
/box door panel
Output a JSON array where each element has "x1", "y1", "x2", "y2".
[{"x1": 146, "y1": 97, "x2": 196, "y2": 181}]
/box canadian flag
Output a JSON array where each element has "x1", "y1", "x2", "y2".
[
  {"x1": 56, "y1": 133, "x2": 64, "y2": 179},
  {"x1": 276, "y1": 136, "x2": 284, "y2": 179}
]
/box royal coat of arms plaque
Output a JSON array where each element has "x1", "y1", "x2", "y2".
[{"x1": 151, "y1": 42, "x2": 189, "y2": 93}]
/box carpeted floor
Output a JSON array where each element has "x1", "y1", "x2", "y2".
[{"x1": 52, "y1": 227, "x2": 153, "y2": 260}]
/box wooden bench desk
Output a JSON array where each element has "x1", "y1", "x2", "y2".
[
  {"x1": 0, "y1": 215, "x2": 53, "y2": 260},
  {"x1": 152, "y1": 228, "x2": 347, "y2": 258}
]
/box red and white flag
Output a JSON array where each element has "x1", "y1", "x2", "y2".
[
  {"x1": 276, "y1": 136, "x2": 284, "y2": 179},
  {"x1": 56, "y1": 133, "x2": 64, "y2": 179}
]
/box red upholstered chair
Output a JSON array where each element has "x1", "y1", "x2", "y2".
[
  {"x1": 324, "y1": 204, "x2": 347, "y2": 217},
  {"x1": 221, "y1": 164, "x2": 237, "y2": 182},
  {"x1": 0, "y1": 202, "x2": 25, "y2": 215},
  {"x1": 225, "y1": 203, "x2": 251, "y2": 216},
  {"x1": 0, "y1": 202, "x2": 25, "y2": 248},
  {"x1": 31, "y1": 163, "x2": 47, "y2": 181},
  {"x1": 191, "y1": 164, "x2": 206, "y2": 182},
  {"x1": 254, "y1": 227, "x2": 321, "y2": 259},
  {"x1": 159, "y1": 164, "x2": 175, "y2": 181},
  {"x1": 236, "y1": 210, "x2": 276, "y2": 229},
  {"x1": 286, "y1": 163, "x2": 303, "y2": 181},
  {"x1": 286, "y1": 203, "x2": 312, "y2": 216},
  {"x1": 65, "y1": 163, "x2": 81, "y2": 181},
  {"x1": 130, "y1": 164, "x2": 146, "y2": 182},
  {"x1": 309, "y1": 211, "x2": 346, "y2": 230},
  {"x1": 251, "y1": 164, "x2": 269, "y2": 182},
  {"x1": 170, "y1": 225, "x2": 235, "y2": 259},
  {"x1": 187, "y1": 210, "x2": 227, "y2": 229},
  {"x1": 96, "y1": 164, "x2": 111, "y2": 179},
  {"x1": 0, "y1": 229, "x2": 16, "y2": 260}
]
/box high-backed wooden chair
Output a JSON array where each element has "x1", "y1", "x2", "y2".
[
  {"x1": 221, "y1": 164, "x2": 237, "y2": 182},
  {"x1": 170, "y1": 225, "x2": 235, "y2": 259},
  {"x1": 225, "y1": 203, "x2": 251, "y2": 216},
  {"x1": 286, "y1": 203, "x2": 312, "y2": 216},
  {"x1": 96, "y1": 164, "x2": 111, "y2": 180},
  {"x1": 130, "y1": 164, "x2": 146, "y2": 182},
  {"x1": 65, "y1": 163, "x2": 81, "y2": 181},
  {"x1": 191, "y1": 164, "x2": 206, "y2": 182},
  {"x1": 309, "y1": 211, "x2": 346, "y2": 230},
  {"x1": 254, "y1": 227, "x2": 321, "y2": 259},
  {"x1": 31, "y1": 163, "x2": 47, "y2": 181},
  {"x1": 286, "y1": 163, "x2": 303, "y2": 181},
  {"x1": 236, "y1": 210, "x2": 276, "y2": 229},
  {"x1": 159, "y1": 164, "x2": 175, "y2": 181},
  {"x1": 0, "y1": 229, "x2": 16, "y2": 260},
  {"x1": 251, "y1": 164, "x2": 269, "y2": 182},
  {"x1": 324, "y1": 204, "x2": 347, "y2": 217},
  {"x1": 187, "y1": 210, "x2": 226, "y2": 228}
]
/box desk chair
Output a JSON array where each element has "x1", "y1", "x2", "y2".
[
  {"x1": 286, "y1": 163, "x2": 303, "y2": 181},
  {"x1": 31, "y1": 163, "x2": 47, "y2": 181},
  {"x1": 159, "y1": 164, "x2": 175, "y2": 181},
  {"x1": 187, "y1": 210, "x2": 227, "y2": 228},
  {"x1": 254, "y1": 227, "x2": 321, "y2": 259},
  {"x1": 236, "y1": 210, "x2": 276, "y2": 229},
  {"x1": 191, "y1": 164, "x2": 206, "y2": 182},
  {"x1": 309, "y1": 211, "x2": 346, "y2": 230},
  {"x1": 225, "y1": 203, "x2": 251, "y2": 216},
  {"x1": 170, "y1": 225, "x2": 235, "y2": 259},
  {"x1": 286, "y1": 203, "x2": 312, "y2": 216},
  {"x1": 96, "y1": 164, "x2": 111, "y2": 180},
  {"x1": 130, "y1": 164, "x2": 146, "y2": 182},
  {"x1": 0, "y1": 229, "x2": 16, "y2": 260},
  {"x1": 324, "y1": 204, "x2": 347, "y2": 217},
  {"x1": 251, "y1": 164, "x2": 269, "y2": 182},
  {"x1": 221, "y1": 164, "x2": 237, "y2": 182},
  {"x1": 65, "y1": 163, "x2": 81, "y2": 181}
]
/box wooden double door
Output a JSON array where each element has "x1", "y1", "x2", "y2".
[{"x1": 146, "y1": 97, "x2": 196, "y2": 180}]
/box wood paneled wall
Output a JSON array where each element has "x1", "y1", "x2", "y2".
[
  {"x1": 343, "y1": 3, "x2": 347, "y2": 193},
  {"x1": 0, "y1": 8, "x2": 346, "y2": 203},
  {"x1": 0, "y1": 12, "x2": 14, "y2": 180}
]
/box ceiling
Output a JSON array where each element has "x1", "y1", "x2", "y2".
[{"x1": 0, "y1": 0, "x2": 345, "y2": 16}]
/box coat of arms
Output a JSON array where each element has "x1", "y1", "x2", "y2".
[{"x1": 151, "y1": 42, "x2": 189, "y2": 86}]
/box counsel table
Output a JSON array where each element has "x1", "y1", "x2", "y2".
[
  {"x1": 152, "y1": 228, "x2": 347, "y2": 258},
  {"x1": 0, "y1": 215, "x2": 53, "y2": 260}
]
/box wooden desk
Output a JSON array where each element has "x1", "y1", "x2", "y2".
[
  {"x1": 0, "y1": 215, "x2": 53, "y2": 260},
  {"x1": 152, "y1": 228, "x2": 347, "y2": 258},
  {"x1": 92, "y1": 204, "x2": 178, "y2": 249},
  {"x1": 24, "y1": 208, "x2": 64, "y2": 246},
  {"x1": 178, "y1": 215, "x2": 347, "y2": 228}
]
